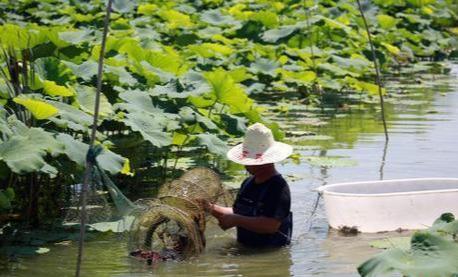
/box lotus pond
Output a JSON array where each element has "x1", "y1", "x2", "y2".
[
  {"x1": 0, "y1": 64, "x2": 456, "y2": 276},
  {"x1": 1, "y1": 0, "x2": 458, "y2": 276}
]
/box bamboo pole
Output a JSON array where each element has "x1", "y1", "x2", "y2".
[{"x1": 75, "y1": 0, "x2": 113, "y2": 276}]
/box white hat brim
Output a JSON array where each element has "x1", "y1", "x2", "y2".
[{"x1": 226, "y1": 142, "x2": 293, "y2": 165}]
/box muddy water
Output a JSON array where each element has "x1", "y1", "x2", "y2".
[{"x1": 2, "y1": 63, "x2": 457, "y2": 276}]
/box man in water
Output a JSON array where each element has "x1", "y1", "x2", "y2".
[{"x1": 207, "y1": 123, "x2": 293, "y2": 247}]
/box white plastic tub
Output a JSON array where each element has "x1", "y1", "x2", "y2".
[{"x1": 316, "y1": 178, "x2": 458, "y2": 233}]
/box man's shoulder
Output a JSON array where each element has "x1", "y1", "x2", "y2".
[{"x1": 267, "y1": 174, "x2": 288, "y2": 186}]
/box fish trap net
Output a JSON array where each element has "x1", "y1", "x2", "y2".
[{"x1": 129, "y1": 168, "x2": 231, "y2": 259}]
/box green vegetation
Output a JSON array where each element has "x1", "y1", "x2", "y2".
[
  {"x1": 359, "y1": 213, "x2": 458, "y2": 277},
  {"x1": 0, "y1": 0, "x2": 456, "y2": 231}
]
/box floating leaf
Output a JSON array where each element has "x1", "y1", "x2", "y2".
[
  {"x1": 370, "y1": 237, "x2": 411, "y2": 250},
  {"x1": 303, "y1": 156, "x2": 358, "y2": 168}
]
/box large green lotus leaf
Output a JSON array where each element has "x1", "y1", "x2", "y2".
[
  {"x1": 115, "y1": 89, "x2": 178, "y2": 124},
  {"x1": 377, "y1": 14, "x2": 399, "y2": 29},
  {"x1": 62, "y1": 60, "x2": 98, "y2": 81},
  {"x1": 252, "y1": 11, "x2": 279, "y2": 28},
  {"x1": 0, "y1": 136, "x2": 47, "y2": 174},
  {"x1": 74, "y1": 85, "x2": 113, "y2": 117},
  {"x1": 112, "y1": 0, "x2": 135, "y2": 13},
  {"x1": 0, "y1": 108, "x2": 13, "y2": 137},
  {"x1": 331, "y1": 55, "x2": 371, "y2": 72},
  {"x1": 200, "y1": 9, "x2": 239, "y2": 26},
  {"x1": 42, "y1": 80, "x2": 74, "y2": 97},
  {"x1": 428, "y1": 214, "x2": 458, "y2": 238},
  {"x1": 154, "y1": 71, "x2": 209, "y2": 98},
  {"x1": 196, "y1": 133, "x2": 228, "y2": 156},
  {"x1": 145, "y1": 50, "x2": 188, "y2": 76},
  {"x1": 278, "y1": 69, "x2": 317, "y2": 85},
  {"x1": 0, "y1": 24, "x2": 48, "y2": 49},
  {"x1": 406, "y1": 0, "x2": 435, "y2": 7},
  {"x1": 358, "y1": 232, "x2": 458, "y2": 277},
  {"x1": 13, "y1": 97, "x2": 59, "y2": 120},
  {"x1": 159, "y1": 9, "x2": 194, "y2": 29},
  {"x1": 137, "y1": 3, "x2": 157, "y2": 15},
  {"x1": 179, "y1": 106, "x2": 218, "y2": 131},
  {"x1": 105, "y1": 65, "x2": 136, "y2": 86},
  {"x1": 318, "y1": 63, "x2": 359, "y2": 77},
  {"x1": 122, "y1": 112, "x2": 172, "y2": 147},
  {"x1": 34, "y1": 57, "x2": 74, "y2": 84},
  {"x1": 204, "y1": 69, "x2": 253, "y2": 113},
  {"x1": 188, "y1": 43, "x2": 234, "y2": 58},
  {"x1": 47, "y1": 101, "x2": 93, "y2": 132},
  {"x1": 262, "y1": 25, "x2": 297, "y2": 43},
  {"x1": 219, "y1": 114, "x2": 247, "y2": 136},
  {"x1": 249, "y1": 58, "x2": 279, "y2": 77},
  {"x1": 139, "y1": 61, "x2": 175, "y2": 83},
  {"x1": 58, "y1": 29, "x2": 93, "y2": 45},
  {"x1": 56, "y1": 133, "x2": 127, "y2": 174}
]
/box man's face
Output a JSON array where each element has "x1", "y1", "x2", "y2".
[{"x1": 244, "y1": 164, "x2": 272, "y2": 175}]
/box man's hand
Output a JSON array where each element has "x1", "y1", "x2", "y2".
[{"x1": 216, "y1": 212, "x2": 238, "y2": 230}]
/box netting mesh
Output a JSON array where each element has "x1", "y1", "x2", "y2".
[
  {"x1": 63, "y1": 182, "x2": 112, "y2": 225},
  {"x1": 129, "y1": 167, "x2": 231, "y2": 259},
  {"x1": 63, "y1": 166, "x2": 232, "y2": 260}
]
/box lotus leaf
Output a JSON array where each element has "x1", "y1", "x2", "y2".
[
  {"x1": 359, "y1": 232, "x2": 458, "y2": 277},
  {"x1": 62, "y1": 60, "x2": 98, "y2": 81},
  {"x1": 122, "y1": 112, "x2": 172, "y2": 147},
  {"x1": 58, "y1": 29, "x2": 93, "y2": 45},
  {"x1": 201, "y1": 9, "x2": 239, "y2": 26},
  {"x1": 13, "y1": 97, "x2": 59, "y2": 120},
  {"x1": 74, "y1": 85, "x2": 113, "y2": 117},
  {"x1": 196, "y1": 133, "x2": 228, "y2": 156},
  {"x1": 56, "y1": 133, "x2": 130, "y2": 175},
  {"x1": 43, "y1": 80, "x2": 74, "y2": 97}
]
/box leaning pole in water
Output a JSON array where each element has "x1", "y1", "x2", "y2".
[
  {"x1": 356, "y1": 0, "x2": 389, "y2": 141},
  {"x1": 75, "y1": 0, "x2": 113, "y2": 276}
]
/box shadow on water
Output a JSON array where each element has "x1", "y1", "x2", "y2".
[{"x1": 2, "y1": 63, "x2": 458, "y2": 276}]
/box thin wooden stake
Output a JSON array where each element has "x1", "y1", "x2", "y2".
[{"x1": 356, "y1": 0, "x2": 389, "y2": 141}]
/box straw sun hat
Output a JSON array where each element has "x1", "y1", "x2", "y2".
[{"x1": 226, "y1": 123, "x2": 293, "y2": 166}]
